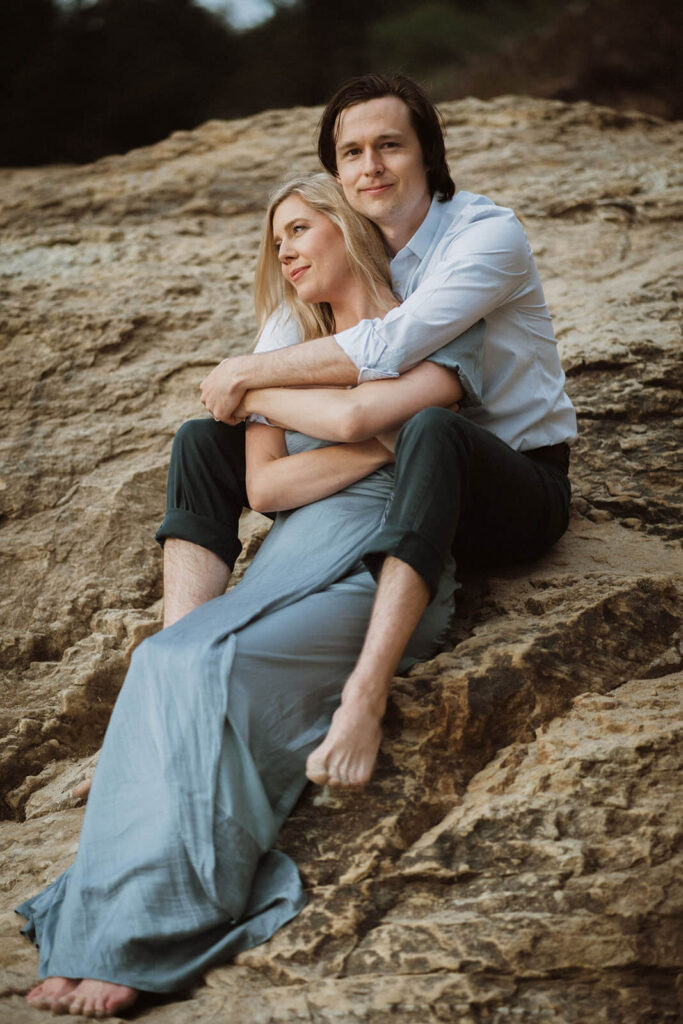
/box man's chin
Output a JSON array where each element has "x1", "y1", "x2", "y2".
[{"x1": 356, "y1": 195, "x2": 397, "y2": 222}]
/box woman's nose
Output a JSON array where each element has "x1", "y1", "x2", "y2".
[{"x1": 278, "y1": 238, "x2": 295, "y2": 262}]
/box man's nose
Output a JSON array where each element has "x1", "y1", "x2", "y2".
[{"x1": 361, "y1": 147, "x2": 384, "y2": 176}]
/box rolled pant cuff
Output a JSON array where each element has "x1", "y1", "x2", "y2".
[
  {"x1": 362, "y1": 527, "x2": 443, "y2": 603},
  {"x1": 155, "y1": 508, "x2": 242, "y2": 571}
]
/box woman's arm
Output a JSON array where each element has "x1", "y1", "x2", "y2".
[
  {"x1": 245, "y1": 423, "x2": 393, "y2": 514},
  {"x1": 238, "y1": 361, "x2": 463, "y2": 444}
]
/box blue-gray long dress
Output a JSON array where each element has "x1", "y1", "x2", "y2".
[{"x1": 17, "y1": 429, "x2": 457, "y2": 993}]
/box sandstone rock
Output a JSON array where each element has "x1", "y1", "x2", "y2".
[{"x1": 0, "y1": 97, "x2": 681, "y2": 1021}]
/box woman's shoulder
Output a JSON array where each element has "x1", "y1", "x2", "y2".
[{"x1": 253, "y1": 307, "x2": 303, "y2": 354}]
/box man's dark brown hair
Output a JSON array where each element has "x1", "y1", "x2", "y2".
[{"x1": 318, "y1": 73, "x2": 455, "y2": 202}]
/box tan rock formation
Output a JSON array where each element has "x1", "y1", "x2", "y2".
[{"x1": 0, "y1": 97, "x2": 681, "y2": 1021}]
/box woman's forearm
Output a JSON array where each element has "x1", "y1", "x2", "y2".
[
  {"x1": 241, "y1": 362, "x2": 463, "y2": 443},
  {"x1": 243, "y1": 387, "x2": 363, "y2": 442},
  {"x1": 247, "y1": 439, "x2": 392, "y2": 514}
]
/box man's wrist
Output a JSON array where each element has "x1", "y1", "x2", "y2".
[{"x1": 228, "y1": 354, "x2": 254, "y2": 391}]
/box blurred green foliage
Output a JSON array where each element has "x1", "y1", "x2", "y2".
[{"x1": 0, "y1": 0, "x2": 679, "y2": 165}]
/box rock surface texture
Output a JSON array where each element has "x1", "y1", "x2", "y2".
[{"x1": 0, "y1": 98, "x2": 681, "y2": 1022}]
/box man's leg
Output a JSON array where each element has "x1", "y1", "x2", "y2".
[
  {"x1": 306, "y1": 557, "x2": 429, "y2": 787},
  {"x1": 162, "y1": 540, "x2": 230, "y2": 627},
  {"x1": 155, "y1": 418, "x2": 249, "y2": 627},
  {"x1": 366, "y1": 407, "x2": 571, "y2": 591},
  {"x1": 308, "y1": 407, "x2": 571, "y2": 786}
]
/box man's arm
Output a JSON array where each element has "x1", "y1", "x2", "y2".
[
  {"x1": 238, "y1": 360, "x2": 463, "y2": 443},
  {"x1": 202, "y1": 207, "x2": 523, "y2": 421},
  {"x1": 333, "y1": 211, "x2": 531, "y2": 381},
  {"x1": 201, "y1": 338, "x2": 357, "y2": 423}
]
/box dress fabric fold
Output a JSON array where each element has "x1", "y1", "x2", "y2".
[{"x1": 17, "y1": 431, "x2": 456, "y2": 993}]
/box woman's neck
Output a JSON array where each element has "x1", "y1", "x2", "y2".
[{"x1": 329, "y1": 280, "x2": 398, "y2": 333}]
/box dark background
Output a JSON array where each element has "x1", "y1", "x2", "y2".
[{"x1": 1, "y1": 0, "x2": 681, "y2": 166}]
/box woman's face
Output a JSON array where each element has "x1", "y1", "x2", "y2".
[{"x1": 272, "y1": 195, "x2": 353, "y2": 306}]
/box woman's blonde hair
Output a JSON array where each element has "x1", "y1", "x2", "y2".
[{"x1": 254, "y1": 173, "x2": 392, "y2": 341}]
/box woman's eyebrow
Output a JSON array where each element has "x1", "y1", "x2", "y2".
[{"x1": 277, "y1": 216, "x2": 309, "y2": 235}]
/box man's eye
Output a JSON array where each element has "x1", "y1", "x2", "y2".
[{"x1": 343, "y1": 148, "x2": 360, "y2": 158}]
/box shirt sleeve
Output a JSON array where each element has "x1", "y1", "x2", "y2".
[
  {"x1": 425, "y1": 319, "x2": 484, "y2": 407},
  {"x1": 334, "y1": 209, "x2": 530, "y2": 392},
  {"x1": 252, "y1": 306, "x2": 302, "y2": 354}
]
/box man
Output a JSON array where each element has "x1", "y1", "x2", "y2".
[{"x1": 158, "y1": 73, "x2": 576, "y2": 789}]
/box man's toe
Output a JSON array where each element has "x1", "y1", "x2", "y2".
[{"x1": 306, "y1": 762, "x2": 329, "y2": 783}]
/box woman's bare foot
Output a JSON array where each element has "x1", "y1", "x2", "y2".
[
  {"x1": 306, "y1": 697, "x2": 383, "y2": 787},
  {"x1": 57, "y1": 978, "x2": 138, "y2": 1018},
  {"x1": 26, "y1": 976, "x2": 79, "y2": 1010},
  {"x1": 72, "y1": 776, "x2": 92, "y2": 800}
]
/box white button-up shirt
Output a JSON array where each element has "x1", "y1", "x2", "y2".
[{"x1": 254, "y1": 191, "x2": 577, "y2": 452}]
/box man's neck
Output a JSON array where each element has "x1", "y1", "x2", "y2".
[{"x1": 379, "y1": 193, "x2": 432, "y2": 258}]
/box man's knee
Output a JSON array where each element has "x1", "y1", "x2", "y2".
[
  {"x1": 397, "y1": 408, "x2": 473, "y2": 455},
  {"x1": 170, "y1": 417, "x2": 237, "y2": 462}
]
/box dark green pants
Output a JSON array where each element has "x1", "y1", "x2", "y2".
[
  {"x1": 363, "y1": 407, "x2": 570, "y2": 598},
  {"x1": 155, "y1": 411, "x2": 570, "y2": 597},
  {"x1": 155, "y1": 419, "x2": 248, "y2": 571}
]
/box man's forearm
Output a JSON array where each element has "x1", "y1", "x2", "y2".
[
  {"x1": 201, "y1": 337, "x2": 358, "y2": 423},
  {"x1": 246, "y1": 337, "x2": 358, "y2": 388}
]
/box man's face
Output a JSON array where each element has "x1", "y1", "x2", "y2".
[{"x1": 333, "y1": 95, "x2": 431, "y2": 248}]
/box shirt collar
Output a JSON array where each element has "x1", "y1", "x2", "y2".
[{"x1": 399, "y1": 195, "x2": 446, "y2": 261}]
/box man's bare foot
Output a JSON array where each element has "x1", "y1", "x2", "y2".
[
  {"x1": 306, "y1": 697, "x2": 383, "y2": 787},
  {"x1": 58, "y1": 979, "x2": 138, "y2": 1018},
  {"x1": 26, "y1": 976, "x2": 79, "y2": 1011}
]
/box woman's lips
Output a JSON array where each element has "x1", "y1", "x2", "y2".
[{"x1": 290, "y1": 266, "x2": 309, "y2": 283}]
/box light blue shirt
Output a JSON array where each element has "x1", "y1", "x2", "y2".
[{"x1": 255, "y1": 191, "x2": 577, "y2": 452}]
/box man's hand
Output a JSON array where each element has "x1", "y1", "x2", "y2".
[{"x1": 200, "y1": 356, "x2": 251, "y2": 423}]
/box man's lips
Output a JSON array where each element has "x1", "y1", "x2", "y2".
[
  {"x1": 289, "y1": 266, "x2": 309, "y2": 283},
  {"x1": 361, "y1": 183, "x2": 394, "y2": 195}
]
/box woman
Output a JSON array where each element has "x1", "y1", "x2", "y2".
[{"x1": 20, "y1": 175, "x2": 464, "y2": 1018}]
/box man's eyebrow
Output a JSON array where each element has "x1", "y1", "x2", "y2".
[{"x1": 336, "y1": 130, "x2": 404, "y2": 149}]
